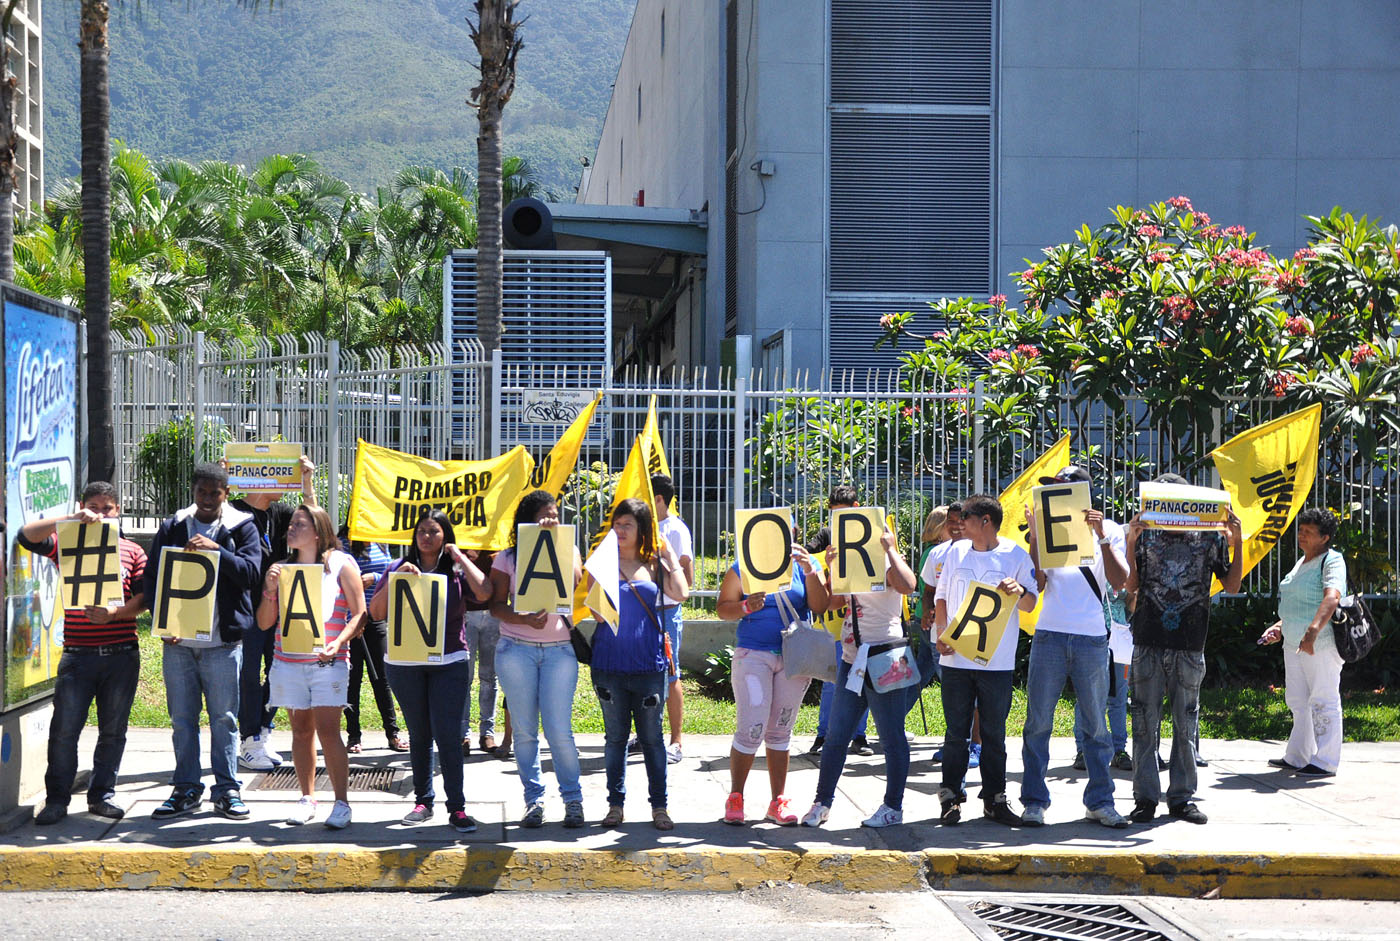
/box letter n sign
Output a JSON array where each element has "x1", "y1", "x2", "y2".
[{"x1": 388, "y1": 572, "x2": 447, "y2": 663}]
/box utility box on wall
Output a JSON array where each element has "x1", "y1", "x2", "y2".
[{"x1": 1, "y1": 283, "x2": 84, "y2": 820}]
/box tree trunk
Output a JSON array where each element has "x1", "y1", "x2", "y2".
[
  {"x1": 81, "y1": 1, "x2": 115, "y2": 483},
  {"x1": 470, "y1": 0, "x2": 521, "y2": 457},
  {"x1": 0, "y1": 0, "x2": 23, "y2": 283}
]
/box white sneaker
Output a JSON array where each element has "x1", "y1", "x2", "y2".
[
  {"x1": 286, "y1": 796, "x2": 317, "y2": 826},
  {"x1": 1021, "y1": 804, "x2": 1046, "y2": 826},
  {"x1": 325, "y1": 800, "x2": 352, "y2": 830},
  {"x1": 666, "y1": 743, "x2": 684, "y2": 764},
  {"x1": 904, "y1": 729, "x2": 915, "y2": 743},
  {"x1": 260, "y1": 728, "x2": 284, "y2": 766},
  {"x1": 239, "y1": 736, "x2": 276, "y2": 772},
  {"x1": 1085, "y1": 804, "x2": 1130, "y2": 829},
  {"x1": 861, "y1": 804, "x2": 903, "y2": 828},
  {"x1": 800, "y1": 803, "x2": 830, "y2": 828}
]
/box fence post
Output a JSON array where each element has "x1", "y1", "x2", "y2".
[
  {"x1": 490, "y1": 347, "x2": 503, "y2": 457},
  {"x1": 327, "y1": 339, "x2": 341, "y2": 524},
  {"x1": 193, "y1": 330, "x2": 206, "y2": 459},
  {"x1": 972, "y1": 377, "x2": 985, "y2": 494}
]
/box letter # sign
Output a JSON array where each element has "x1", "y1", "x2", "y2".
[
  {"x1": 735, "y1": 507, "x2": 792, "y2": 594},
  {"x1": 55, "y1": 519, "x2": 124, "y2": 608},
  {"x1": 152, "y1": 548, "x2": 221, "y2": 642}
]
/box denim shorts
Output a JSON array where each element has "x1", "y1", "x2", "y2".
[{"x1": 269, "y1": 659, "x2": 349, "y2": 710}]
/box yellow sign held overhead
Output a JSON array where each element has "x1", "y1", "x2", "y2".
[
  {"x1": 152, "y1": 548, "x2": 221, "y2": 642},
  {"x1": 278, "y1": 564, "x2": 324, "y2": 656},
  {"x1": 736, "y1": 507, "x2": 793, "y2": 594},
  {"x1": 829, "y1": 507, "x2": 887, "y2": 594},
  {"x1": 55, "y1": 520, "x2": 124, "y2": 608},
  {"x1": 1032, "y1": 481, "x2": 1095, "y2": 570},
  {"x1": 224, "y1": 442, "x2": 303, "y2": 493},
  {"x1": 1139, "y1": 481, "x2": 1231, "y2": 530},
  {"x1": 1000, "y1": 434, "x2": 1070, "y2": 634},
  {"x1": 941, "y1": 579, "x2": 1016, "y2": 666},
  {"x1": 514, "y1": 524, "x2": 576, "y2": 615},
  {"x1": 387, "y1": 571, "x2": 448, "y2": 663}
]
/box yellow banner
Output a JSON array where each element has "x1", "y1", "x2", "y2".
[
  {"x1": 528, "y1": 393, "x2": 602, "y2": 499},
  {"x1": 736, "y1": 507, "x2": 793, "y2": 594},
  {"x1": 515, "y1": 524, "x2": 576, "y2": 615},
  {"x1": 152, "y1": 548, "x2": 221, "y2": 641},
  {"x1": 572, "y1": 425, "x2": 657, "y2": 622},
  {"x1": 829, "y1": 507, "x2": 887, "y2": 594},
  {"x1": 386, "y1": 571, "x2": 448, "y2": 663},
  {"x1": 1138, "y1": 481, "x2": 1231, "y2": 530},
  {"x1": 1210, "y1": 402, "x2": 1322, "y2": 585},
  {"x1": 278, "y1": 564, "x2": 324, "y2": 655},
  {"x1": 941, "y1": 579, "x2": 1015, "y2": 666},
  {"x1": 1031, "y1": 481, "x2": 1096, "y2": 570},
  {"x1": 348, "y1": 440, "x2": 535, "y2": 548},
  {"x1": 55, "y1": 520, "x2": 124, "y2": 608},
  {"x1": 224, "y1": 442, "x2": 303, "y2": 493},
  {"x1": 1000, "y1": 434, "x2": 1070, "y2": 633},
  {"x1": 641, "y1": 395, "x2": 678, "y2": 515}
]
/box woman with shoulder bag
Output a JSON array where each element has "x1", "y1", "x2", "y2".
[
  {"x1": 802, "y1": 527, "x2": 918, "y2": 827},
  {"x1": 1258, "y1": 508, "x2": 1346, "y2": 777},
  {"x1": 585, "y1": 498, "x2": 690, "y2": 830}
]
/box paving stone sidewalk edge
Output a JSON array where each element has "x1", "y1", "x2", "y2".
[{"x1": 1, "y1": 845, "x2": 1397, "y2": 898}]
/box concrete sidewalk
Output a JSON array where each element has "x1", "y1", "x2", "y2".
[{"x1": 1, "y1": 728, "x2": 1398, "y2": 897}]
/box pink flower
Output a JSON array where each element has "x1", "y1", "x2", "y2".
[
  {"x1": 1163, "y1": 294, "x2": 1196, "y2": 322},
  {"x1": 1136, "y1": 224, "x2": 1163, "y2": 238},
  {"x1": 901, "y1": 406, "x2": 918, "y2": 418},
  {"x1": 1014, "y1": 344, "x2": 1041, "y2": 359},
  {"x1": 1134, "y1": 211, "x2": 1149, "y2": 222},
  {"x1": 1271, "y1": 373, "x2": 1298, "y2": 397},
  {"x1": 1273, "y1": 271, "x2": 1305, "y2": 293},
  {"x1": 1293, "y1": 248, "x2": 1317, "y2": 262},
  {"x1": 1200, "y1": 225, "x2": 1222, "y2": 239},
  {"x1": 987, "y1": 348, "x2": 1010, "y2": 363},
  {"x1": 1148, "y1": 251, "x2": 1171, "y2": 264},
  {"x1": 988, "y1": 294, "x2": 1007, "y2": 307},
  {"x1": 879, "y1": 313, "x2": 896, "y2": 329},
  {"x1": 1102, "y1": 263, "x2": 1125, "y2": 275},
  {"x1": 931, "y1": 330, "x2": 948, "y2": 340},
  {"x1": 1351, "y1": 344, "x2": 1376, "y2": 365},
  {"x1": 1098, "y1": 289, "x2": 1122, "y2": 302},
  {"x1": 950, "y1": 386, "x2": 970, "y2": 395},
  {"x1": 1168, "y1": 195, "x2": 1194, "y2": 210},
  {"x1": 1194, "y1": 211, "x2": 1212, "y2": 227},
  {"x1": 1225, "y1": 225, "x2": 1248, "y2": 237},
  {"x1": 1020, "y1": 268, "x2": 1037, "y2": 283},
  {"x1": 1285, "y1": 316, "x2": 1311, "y2": 336}
]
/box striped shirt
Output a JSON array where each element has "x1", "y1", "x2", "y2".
[
  {"x1": 274, "y1": 550, "x2": 352, "y2": 664},
  {"x1": 19, "y1": 533, "x2": 146, "y2": 647}
]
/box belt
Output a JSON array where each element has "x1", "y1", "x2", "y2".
[
  {"x1": 64, "y1": 641, "x2": 139, "y2": 655},
  {"x1": 504, "y1": 636, "x2": 569, "y2": 648}
]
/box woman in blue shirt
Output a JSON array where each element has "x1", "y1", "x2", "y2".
[
  {"x1": 586, "y1": 498, "x2": 690, "y2": 830},
  {"x1": 1258, "y1": 508, "x2": 1347, "y2": 776}
]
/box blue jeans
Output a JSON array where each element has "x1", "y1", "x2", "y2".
[
  {"x1": 163, "y1": 641, "x2": 243, "y2": 799},
  {"x1": 816, "y1": 640, "x2": 868, "y2": 740},
  {"x1": 814, "y1": 658, "x2": 912, "y2": 811},
  {"x1": 494, "y1": 636, "x2": 583, "y2": 805},
  {"x1": 238, "y1": 622, "x2": 277, "y2": 739},
  {"x1": 1021, "y1": 630, "x2": 1116, "y2": 812},
  {"x1": 462, "y1": 610, "x2": 500, "y2": 738},
  {"x1": 940, "y1": 666, "x2": 1013, "y2": 803},
  {"x1": 1131, "y1": 646, "x2": 1205, "y2": 806},
  {"x1": 387, "y1": 659, "x2": 469, "y2": 813},
  {"x1": 662, "y1": 605, "x2": 683, "y2": 685},
  {"x1": 592, "y1": 669, "x2": 668, "y2": 809},
  {"x1": 1076, "y1": 661, "x2": 1129, "y2": 754},
  {"x1": 46, "y1": 645, "x2": 140, "y2": 806}
]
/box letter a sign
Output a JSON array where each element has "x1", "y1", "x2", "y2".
[
  {"x1": 735, "y1": 508, "x2": 793, "y2": 594},
  {"x1": 55, "y1": 519, "x2": 125, "y2": 608},
  {"x1": 388, "y1": 572, "x2": 447, "y2": 663},
  {"x1": 829, "y1": 507, "x2": 886, "y2": 593},
  {"x1": 278, "y1": 564, "x2": 325, "y2": 656},
  {"x1": 152, "y1": 548, "x2": 221, "y2": 642},
  {"x1": 941, "y1": 580, "x2": 1015, "y2": 666},
  {"x1": 514, "y1": 524, "x2": 576, "y2": 615}
]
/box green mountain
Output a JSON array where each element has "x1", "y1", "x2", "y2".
[{"x1": 41, "y1": 0, "x2": 636, "y2": 197}]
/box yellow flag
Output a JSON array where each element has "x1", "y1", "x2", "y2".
[
  {"x1": 1210, "y1": 403, "x2": 1322, "y2": 587},
  {"x1": 348, "y1": 440, "x2": 535, "y2": 548},
  {"x1": 572, "y1": 430, "x2": 657, "y2": 622},
  {"x1": 999, "y1": 434, "x2": 1071, "y2": 633},
  {"x1": 640, "y1": 395, "x2": 678, "y2": 515},
  {"x1": 529, "y1": 392, "x2": 602, "y2": 500}
]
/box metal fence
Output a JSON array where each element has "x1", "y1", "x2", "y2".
[{"x1": 112, "y1": 330, "x2": 1399, "y2": 598}]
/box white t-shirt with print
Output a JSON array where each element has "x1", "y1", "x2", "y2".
[
  {"x1": 935, "y1": 536, "x2": 1036, "y2": 672},
  {"x1": 1034, "y1": 517, "x2": 1126, "y2": 637},
  {"x1": 659, "y1": 514, "x2": 693, "y2": 606}
]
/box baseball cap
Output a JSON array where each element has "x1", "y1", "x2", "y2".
[
  {"x1": 1038, "y1": 464, "x2": 1092, "y2": 486},
  {"x1": 1153, "y1": 472, "x2": 1190, "y2": 485}
]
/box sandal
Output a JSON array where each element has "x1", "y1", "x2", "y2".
[
  {"x1": 480, "y1": 734, "x2": 497, "y2": 752},
  {"x1": 652, "y1": 808, "x2": 674, "y2": 831},
  {"x1": 347, "y1": 742, "x2": 362, "y2": 754},
  {"x1": 388, "y1": 734, "x2": 409, "y2": 752},
  {"x1": 600, "y1": 805, "x2": 624, "y2": 827}
]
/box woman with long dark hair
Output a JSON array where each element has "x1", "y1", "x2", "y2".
[
  {"x1": 491, "y1": 490, "x2": 585, "y2": 829},
  {"x1": 586, "y1": 498, "x2": 689, "y2": 830},
  {"x1": 367, "y1": 509, "x2": 491, "y2": 833}
]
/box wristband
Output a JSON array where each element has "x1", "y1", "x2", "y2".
[
  {"x1": 1098, "y1": 534, "x2": 1113, "y2": 545},
  {"x1": 262, "y1": 589, "x2": 277, "y2": 600}
]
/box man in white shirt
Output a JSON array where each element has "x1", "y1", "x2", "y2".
[
  {"x1": 934, "y1": 493, "x2": 1037, "y2": 826},
  {"x1": 1019, "y1": 465, "x2": 1130, "y2": 828},
  {"x1": 652, "y1": 475, "x2": 694, "y2": 764}
]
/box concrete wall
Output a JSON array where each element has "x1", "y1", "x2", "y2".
[
  {"x1": 0, "y1": 699, "x2": 53, "y2": 825},
  {"x1": 996, "y1": 0, "x2": 1400, "y2": 298}
]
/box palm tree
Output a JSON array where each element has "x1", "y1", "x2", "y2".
[
  {"x1": 81, "y1": 0, "x2": 115, "y2": 481},
  {"x1": 469, "y1": 0, "x2": 523, "y2": 454}
]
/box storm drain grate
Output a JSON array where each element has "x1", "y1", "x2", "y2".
[
  {"x1": 958, "y1": 899, "x2": 1194, "y2": 941},
  {"x1": 247, "y1": 766, "x2": 406, "y2": 794}
]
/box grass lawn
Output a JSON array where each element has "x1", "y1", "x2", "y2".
[{"x1": 98, "y1": 631, "x2": 1400, "y2": 742}]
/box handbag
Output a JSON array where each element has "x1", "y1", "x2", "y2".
[
  {"x1": 567, "y1": 621, "x2": 593, "y2": 665},
  {"x1": 777, "y1": 591, "x2": 838, "y2": 683},
  {"x1": 857, "y1": 601, "x2": 921, "y2": 694},
  {"x1": 1330, "y1": 559, "x2": 1380, "y2": 662}
]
